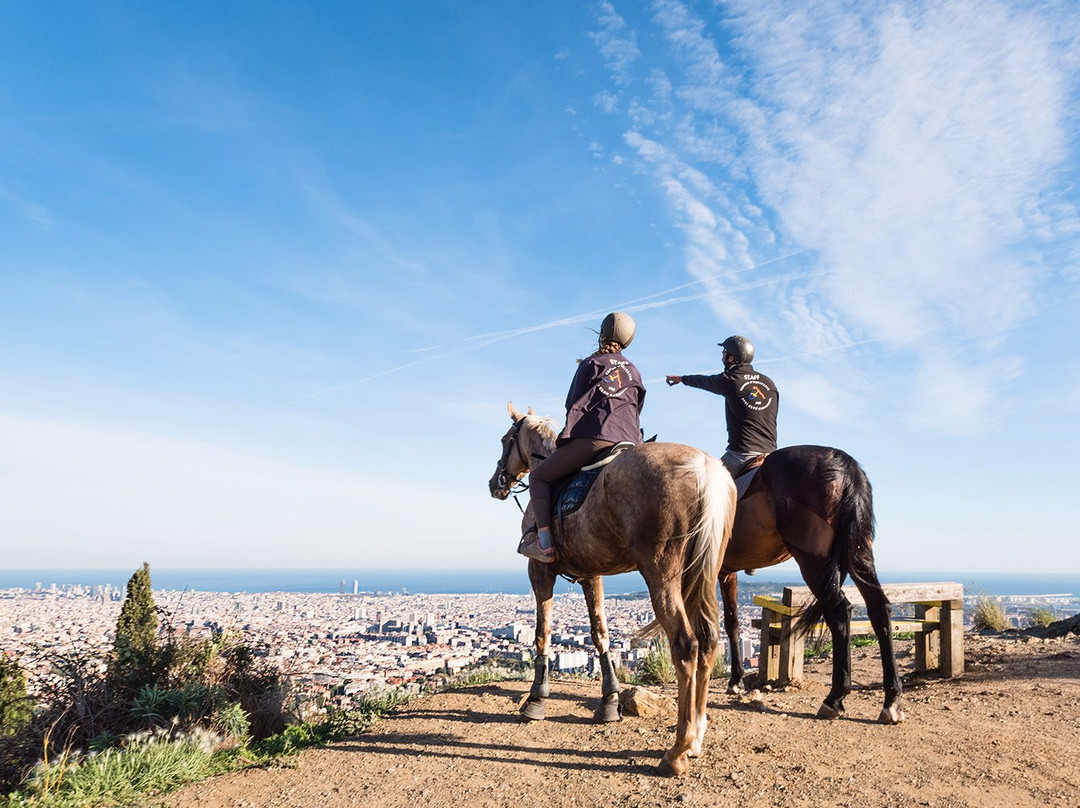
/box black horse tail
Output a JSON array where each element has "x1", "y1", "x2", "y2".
[{"x1": 797, "y1": 450, "x2": 880, "y2": 637}]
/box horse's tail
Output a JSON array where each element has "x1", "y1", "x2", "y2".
[
  {"x1": 797, "y1": 450, "x2": 880, "y2": 636},
  {"x1": 640, "y1": 451, "x2": 736, "y2": 640}
]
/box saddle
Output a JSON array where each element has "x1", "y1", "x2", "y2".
[
  {"x1": 732, "y1": 453, "x2": 767, "y2": 501},
  {"x1": 552, "y1": 441, "x2": 636, "y2": 531}
]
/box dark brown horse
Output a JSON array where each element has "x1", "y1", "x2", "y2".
[
  {"x1": 488, "y1": 403, "x2": 736, "y2": 776},
  {"x1": 720, "y1": 445, "x2": 905, "y2": 723}
]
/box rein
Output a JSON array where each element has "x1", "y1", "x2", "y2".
[{"x1": 497, "y1": 418, "x2": 550, "y2": 513}]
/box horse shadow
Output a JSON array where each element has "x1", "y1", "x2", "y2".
[{"x1": 334, "y1": 684, "x2": 667, "y2": 775}]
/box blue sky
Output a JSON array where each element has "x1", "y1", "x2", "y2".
[{"x1": 2, "y1": 1, "x2": 1079, "y2": 574}]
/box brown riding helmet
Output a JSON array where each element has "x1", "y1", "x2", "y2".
[{"x1": 600, "y1": 312, "x2": 636, "y2": 348}]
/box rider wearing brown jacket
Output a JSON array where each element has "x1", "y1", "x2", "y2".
[{"x1": 520, "y1": 312, "x2": 645, "y2": 563}]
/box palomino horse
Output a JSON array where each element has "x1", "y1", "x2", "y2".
[
  {"x1": 720, "y1": 445, "x2": 905, "y2": 724},
  {"x1": 488, "y1": 403, "x2": 736, "y2": 776}
]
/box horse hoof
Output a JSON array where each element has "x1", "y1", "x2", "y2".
[
  {"x1": 520, "y1": 697, "x2": 546, "y2": 721},
  {"x1": 593, "y1": 695, "x2": 621, "y2": 723},
  {"x1": 878, "y1": 705, "x2": 906, "y2": 725},
  {"x1": 816, "y1": 702, "x2": 844, "y2": 720},
  {"x1": 657, "y1": 754, "x2": 688, "y2": 777},
  {"x1": 726, "y1": 682, "x2": 744, "y2": 696}
]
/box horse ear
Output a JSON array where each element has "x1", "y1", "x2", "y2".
[
  {"x1": 527, "y1": 406, "x2": 534, "y2": 415},
  {"x1": 507, "y1": 401, "x2": 525, "y2": 422}
]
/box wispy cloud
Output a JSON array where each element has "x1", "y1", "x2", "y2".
[
  {"x1": 0, "y1": 187, "x2": 54, "y2": 229},
  {"x1": 287, "y1": 253, "x2": 816, "y2": 404},
  {"x1": 590, "y1": 2, "x2": 642, "y2": 87},
  {"x1": 589, "y1": 0, "x2": 1080, "y2": 431}
]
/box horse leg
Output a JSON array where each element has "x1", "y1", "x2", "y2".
[
  {"x1": 581, "y1": 576, "x2": 621, "y2": 723},
  {"x1": 522, "y1": 563, "x2": 555, "y2": 721},
  {"x1": 851, "y1": 565, "x2": 905, "y2": 724},
  {"x1": 719, "y1": 571, "x2": 744, "y2": 694},
  {"x1": 689, "y1": 605, "x2": 719, "y2": 758},
  {"x1": 816, "y1": 591, "x2": 853, "y2": 719},
  {"x1": 650, "y1": 586, "x2": 699, "y2": 777}
]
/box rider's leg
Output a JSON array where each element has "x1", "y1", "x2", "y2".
[
  {"x1": 526, "y1": 439, "x2": 613, "y2": 560},
  {"x1": 720, "y1": 449, "x2": 761, "y2": 477}
]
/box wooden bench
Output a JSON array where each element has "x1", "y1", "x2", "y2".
[{"x1": 752, "y1": 582, "x2": 964, "y2": 685}]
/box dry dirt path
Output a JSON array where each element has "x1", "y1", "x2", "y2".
[{"x1": 167, "y1": 633, "x2": 1080, "y2": 808}]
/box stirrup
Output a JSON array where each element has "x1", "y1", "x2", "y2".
[{"x1": 517, "y1": 529, "x2": 556, "y2": 563}]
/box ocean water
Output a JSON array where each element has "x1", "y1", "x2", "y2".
[{"x1": 1, "y1": 568, "x2": 1078, "y2": 598}]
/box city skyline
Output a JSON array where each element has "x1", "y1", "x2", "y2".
[{"x1": 2, "y1": 2, "x2": 1079, "y2": 574}]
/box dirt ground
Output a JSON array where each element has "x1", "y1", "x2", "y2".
[{"x1": 166, "y1": 631, "x2": 1080, "y2": 808}]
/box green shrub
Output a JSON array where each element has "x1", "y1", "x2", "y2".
[
  {"x1": 1027, "y1": 607, "x2": 1055, "y2": 628},
  {"x1": 12, "y1": 734, "x2": 228, "y2": 807},
  {"x1": 440, "y1": 660, "x2": 529, "y2": 690},
  {"x1": 0, "y1": 655, "x2": 32, "y2": 740},
  {"x1": 710, "y1": 652, "x2": 728, "y2": 681},
  {"x1": 972, "y1": 596, "x2": 1009, "y2": 632},
  {"x1": 2, "y1": 566, "x2": 290, "y2": 797},
  {"x1": 636, "y1": 636, "x2": 676, "y2": 685}
]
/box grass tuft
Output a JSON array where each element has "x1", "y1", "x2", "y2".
[
  {"x1": 972, "y1": 596, "x2": 1010, "y2": 632},
  {"x1": 1027, "y1": 607, "x2": 1055, "y2": 628}
]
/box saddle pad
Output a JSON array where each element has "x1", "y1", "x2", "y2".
[
  {"x1": 554, "y1": 465, "x2": 603, "y2": 521},
  {"x1": 734, "y1": 466, "x2": 760, "y2": 501},
  {"x1": 553, "y1": 442, "x2": 635, "y2": 524}
]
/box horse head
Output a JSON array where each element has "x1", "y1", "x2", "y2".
[{"x1": 488, "y1": 401, "x2": 551, "y2": 500}]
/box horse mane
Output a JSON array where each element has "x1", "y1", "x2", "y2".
[{"x1": 524, "y1": 415, "x2": 557, "y2": 455}]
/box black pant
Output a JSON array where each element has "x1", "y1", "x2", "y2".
[{"x1": 528, "y1": 438, "x2": 614, "y2": 530}]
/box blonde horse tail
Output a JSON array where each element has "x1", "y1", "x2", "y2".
[{"x1": 640, "y1": 451, "x2": 736, "y2": 640}]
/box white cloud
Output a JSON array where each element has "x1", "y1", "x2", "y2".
[
  {"x1": 593, "y1": 89, "x2": 619, "y2": 114},
  {"x1": 590, "y1": 2, "x2": 643, "y2": 86},
  {"x1": 781, "y1": 370, "x2": 862, "y2": 424},
  {"x1": 589, "y1": 0, "x2": 1080, "y2": 431},
  {"x1": 737, "y1": 1, "x2": 1072, "y2": 343}
]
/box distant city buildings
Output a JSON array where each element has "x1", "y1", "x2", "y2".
[{"x1": 1, "y1": 580, "x2": 1075, "y2": 716}]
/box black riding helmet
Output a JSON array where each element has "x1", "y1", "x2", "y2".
[{"x1": 720, "y1": 335, "x2": 754, "y2": 363}]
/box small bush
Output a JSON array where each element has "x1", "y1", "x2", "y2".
[
  {"x1": 1, "y1": 566, "x2": 291, "y2": 796},
  {"x1": 14, "y1": 733, "x2": 227, "y2": 807},
  {"x1": 972, "y1": 596, "x2": 1009, "y2": 632},
  {"x1": 1027, "y1": 607, "x2": 1055, "y2": 628},
  {"x1": 710, "y1": 652, "x2": 728, "y2": 681},
  {"x1": 635, "y1": 637, "x2": 675, "y2": 685},
  {"x1": 440, "y1": 660, "x2": 529, "y2": 691}
]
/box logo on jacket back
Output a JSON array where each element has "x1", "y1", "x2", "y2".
[
  {"x1": 600, "y1": 360, "x2": 634, "y2": 397},
  {"x1": 739, "y1": 376, "x2": 773, "y2": 411}
]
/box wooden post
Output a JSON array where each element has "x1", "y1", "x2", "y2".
[
  {"x1": 914, "y1": 604, "x2": 940, "y2": 673},
  {"x1": 940, "y1": 598, "x2": 965, "y2": 678},
  {"x1": 778, "y1": 588, "x2": 804, "y2": 684},
  {"x1": 758, "y1": 603, "x2": 781, "y2": 682}
]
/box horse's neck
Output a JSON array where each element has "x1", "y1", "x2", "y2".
[{"x1": 525, "y1": 419, "x2": 556, "y2": 465}]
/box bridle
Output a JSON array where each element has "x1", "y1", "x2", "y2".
[
  {"x1": 495, "y1": 417, "x2": 550, "y2": 512},
  {"x1": 495, "y1": 419, "x2": 531, "y2": 495}
]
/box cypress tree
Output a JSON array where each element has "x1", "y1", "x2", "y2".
[
  {"x1": 109, "y1": 562, "x2": 159, "y2": 692},
  {"x1": 0, "y1": 653, "x2": 32, "y2": 738}
]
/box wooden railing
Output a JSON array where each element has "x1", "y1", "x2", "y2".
[{"x1": 752, "y1": 582, "x2": 964, "y2": 684}]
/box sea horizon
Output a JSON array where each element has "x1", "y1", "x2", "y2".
[{"x1": 2, "y1": 567, "x2": 1079, "y2": 598}]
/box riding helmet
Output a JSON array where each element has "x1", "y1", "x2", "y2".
[
  {"x1": 600, "y1": 312, "x2": 636, "y2": 348},
  {"x1": 720, "y1": 335, "x2": 754, "y2": 363}
]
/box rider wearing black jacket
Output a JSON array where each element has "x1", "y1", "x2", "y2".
[{"x1": 666, "y1": 335, "x2": 778, "y2": 476}]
